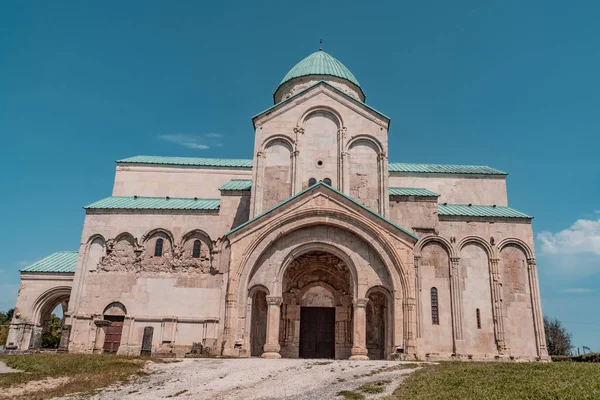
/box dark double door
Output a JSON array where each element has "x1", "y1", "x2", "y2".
[
  {"x1": 299, "y1": 307, "x2": 335, "y2": 359},
  {"x1": 103, "y1": 316, "x2": 125, "y2": 354}
]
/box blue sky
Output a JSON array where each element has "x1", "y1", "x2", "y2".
[{"x1": 1, "y1": 1, "x2": 598, "y2": 351}]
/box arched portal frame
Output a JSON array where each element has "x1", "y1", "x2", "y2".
[
  {"x1": 31, "y1": 286, "x2": 72, "y2": 327},
  {"x1": 228, "y1": 208, "x2": 416, "y2": 354}
]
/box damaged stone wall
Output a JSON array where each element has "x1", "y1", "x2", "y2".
[
  {"x1": 500, "y1": 244, "x2": 537, "y2": 356},
  {"x1": 348, "y1": 139, "x2": 380, "y2": 213}
]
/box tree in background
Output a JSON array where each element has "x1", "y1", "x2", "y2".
[
  {"x1": 544, "y1": 316, "x2": 573, "y2": 356},
  {"x1": 41, "y1": 314, "x2": 62, "y2": 349},
  {"x1": 0, "y1": 308, "x2": 14, "y2": 346}
]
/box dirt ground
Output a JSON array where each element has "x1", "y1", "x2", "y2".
[{"x1": 79, "y1": 358, "x2": 422, "y2": 400}]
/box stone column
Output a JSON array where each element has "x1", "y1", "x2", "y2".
[
  {"x1": 261, "y1": 296, "x2": 282, "y2": 359},
  {"x1": 489, "y1": 258, "x2": 507, "y2": 354},
  {"x1": 221, "y1": 293, "x2": 237, "y2": 356},
  {"x1": 403, "y1": 297, "x2": 417, "y2": 356},
  {"x1": 527, "y1": 258, "x2": 549, "y2": 358},
  {"x1": 449, "y1": 257, "x2": 464, "y2": 348},
  {"x1": 350, "y1": 298, "x2": 369, "y2": 360},
  {"x1": 414, "y1": 256, "x2": 422, "y2": 338}
]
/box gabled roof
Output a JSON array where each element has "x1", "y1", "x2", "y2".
[
  {"x1": 254, "y1": 80, "x2": 389, "y2": 123},
  {"x1": 219, "y1": 179, "x2": 252, "y2": 191},
  {"x1": 21, "y1": 251, "x2": 78, "y2": 273},
  {"x1": 389, "y1": 162, "x2": 506, "y2": 176},
  {"x1": 227, "y1": 182, "x2": 418, "y2": 240},
  {"x1": 85, "y1": 196, "x2": 220, "y2": 210},
  {"x1": 118, "y1": 156, "x2": 253, "y2": 168},
  {"x1": 438, "y1": 203, "x2": 532, "y2": 219},
  {"x1": 389, "y1": 187, "x2": 439, "y2": 197}
]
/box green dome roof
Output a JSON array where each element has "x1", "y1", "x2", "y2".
[{"x1": 278, "y1": 50, "x2": 361, "y2": 88}]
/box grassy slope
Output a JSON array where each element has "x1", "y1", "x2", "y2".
[
  {"x1": 387, "y1": 362, "x2": 600, "y2": 400},
  {"x1": 0, "y1": 354, "x2": 147, "y2": 400}
]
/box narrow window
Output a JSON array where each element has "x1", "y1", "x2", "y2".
[
  {"x1": 192, "y1": 240, "x2": 201, "y2": 258},
  {"x1": 431, "y1": 287, "x2": 439, "y2": 325},
  {"x1": 308, "y1": 177, "x2": 317, "y2": 186},
  {"x1": 476, "y1": 308, "x2": 481, "y2": 329},
  {"x1": 154, "y1": 238, "x2": 163, "y2": 257},
  {"x1": 323, "y1": 178, "x2": 332, "y2": 186}
]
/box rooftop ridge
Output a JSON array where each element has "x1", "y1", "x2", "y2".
[{"x1": 85, "y1": 196, "x2": 221, "y2": 211}]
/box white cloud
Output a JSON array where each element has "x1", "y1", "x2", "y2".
[
  {"x1": 560, "y1": 288, "x2": 595, "y2": 293},
  {"x1": 158, "y1": 134, "x2": 210, "y2": 150},
  {"x1": 537, "y1": 218, "x2": 600, "y2": 255},
  {"x1": 204, "y1": 133, "x2": 223, "y2": 138}
]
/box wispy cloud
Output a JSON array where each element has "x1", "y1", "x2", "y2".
[
  {"x1": 158, "y1": 134, "x2": 210, "y2": 149},
  {"x1": 560, "y1": 288, "x2": 595, "y2": 293},
  {"x1": 204, "y1": 133, "x2": 223, "y2": 138},
  {"x1": 537, "y1": 217, "x2": 600, "y2": 255}
]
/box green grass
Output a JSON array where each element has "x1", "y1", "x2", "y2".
[
  {"x1": 337, "y1": 389, "x2": 365, "y2": 400},
  {"x1": 357, "y1": 379, "x2": 391, "y2": 394},
  {"x1": 386, "y1": 362, "x2": 600, "y2": 400},
  {"x1": 0, "y1": 354, "x2": 148, "y2": 400}
]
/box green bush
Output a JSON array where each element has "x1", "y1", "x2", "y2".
[
  {"x1": 551, "y1": 355, "x2": 573, "y2": 362},
  {"x1": 573, "y1": 353, "x2": 600, "y2": 363}
]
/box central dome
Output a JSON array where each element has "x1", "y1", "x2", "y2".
[
  {"x1": 274, "y1": 50, "x2": 365, "y2": 103},
  {"x1": 279, "y1": 50, "x2": 361, "y2": 88}
]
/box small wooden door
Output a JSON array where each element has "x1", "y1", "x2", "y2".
[
  {"x1": 103, "y1": 316, "x2": 125, "y2": 354},
  {"x1": 299, "y1": 307, "x2": 335, "y2": 359}
]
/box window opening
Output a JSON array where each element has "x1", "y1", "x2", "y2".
[
  {"x1": 154, "y1": 238, "x2": 163, "y2": 257},
  {"x1": 431, "y1": 287, "x2": 439, "y2": 325},
  {"x1": 192, "y1": 240, "x2": 201, "y2": 258}
]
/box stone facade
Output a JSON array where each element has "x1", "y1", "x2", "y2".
[{"x1": 8, "y1": 50, "x2": 548, "y2": 361}]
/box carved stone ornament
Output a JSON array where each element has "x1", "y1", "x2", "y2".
[{"x1": 293, "y1": 126, "x2": 305, "y2": 135}]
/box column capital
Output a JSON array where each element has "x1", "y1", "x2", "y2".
[
  {"x1": 450, "y1": 257, "x2": 460, "y2": 263},
  {"x1": 266, "y1": 296, "x2": 282, "y2": 306},
  {"x1": 353, "y1": 298, "x2": 369, "y2": 308},
  {"x1": 527, "y1": 258, "x2": 536, "y2": 266},
  {"x1": 293, "y1": 126, "x2": 304, "y2": 135}
]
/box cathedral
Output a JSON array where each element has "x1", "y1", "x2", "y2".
[{"x1": 7, "y1": 49, "x2": 548, "y2": 361}]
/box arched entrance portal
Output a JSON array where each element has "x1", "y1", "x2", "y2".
[
  {"x1": 30, "y1": 287, "x2": 71, "y2": 350},
  {"x1": 279, "y1": 251, "x2": 354, "y2": 359}
]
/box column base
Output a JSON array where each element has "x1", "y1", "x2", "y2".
[
  {"x1": 350, "y1": 346, "x2": 369, "y2": 360},
  {"x1": 260, "y1": 352, "x2": 282, "y2": 359}
]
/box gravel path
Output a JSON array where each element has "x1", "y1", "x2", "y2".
[
  {"x1": 84, "y1": 358, "x2": 423, "y2": 400},
  {"x1": 0, "y1": 361, "x2": 21, "y2": 374}
]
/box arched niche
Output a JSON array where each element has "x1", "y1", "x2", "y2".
[
  {"x1": 419, "y1": 241, "x2": 453, "y2": 354},
  {"x1": 85, "y1": 236, "x2": 105, "y2": 271},
  {"x1": 262, "y1": 138, "x2": 293, "y2": 209},
  {"x1": 347, "y1": 138, "x2": 381, "y2": 213},
  {"x1": 141, "y1": 229, "x2": 174, "y2": 272},
  {"x1": 100, "y1": 233, "x2": 138, "y2": 272},
  {"x1": 499, "y1": 243, "x2": 537, "y2": 356},
  {"x1": 460, "y1": 242, "x2": 496, "y2": 355},
  {"x1": 298, "y1": 110, "x2": 340, "y2": 189}
]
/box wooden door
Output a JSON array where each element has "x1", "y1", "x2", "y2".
[
  {"x1": 299, "y1": 307, "x2": 335, "y2": 359},
  {"x1": 103, "y1": 316, "x2": 125, "y2": 354}
]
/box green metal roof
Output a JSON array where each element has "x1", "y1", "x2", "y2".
[
  {"x1": 278, "y1": 50, "x2": 361, "y2": 90},
  {"x1": 227, "y1": 182, "x2": 418, "y2": 240},
  {"x1": 118, "y1": 156, "x2": 253, "y2": 168},
  {"x1": 219, "y1": 179, "x2": 252, "y2": 191},
  {"x1": 116, "y1": 156, "x2": 506, "y2": 176},
  {"x1": 389, "y1": 187, "x2": 439, "y2": 197},
  {"x1": 85, "y1": 196, "x2": 220, "y2": 210},
  {"x1": 389, "y1": 162, "x2": 506, "y2": 175},
  {"x1": 21, "y1": 251, "x2": 78, "y2": 273},
  {"x1": 438, "y1": 204, "x2": 532, "y2": 219}
]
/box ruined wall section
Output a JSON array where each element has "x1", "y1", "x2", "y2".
[
  {"x1": 388, "y1": 173, "x2": 507, "y2": 206},
  {"x1": 67, "y1": 211, "x2": 230, "y2": 356}
]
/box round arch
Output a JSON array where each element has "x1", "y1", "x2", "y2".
[
  {"x1": 179, "y1": 229, "x2": 213, "y2": 248},
  {"x1": 103, "y1": 302, "x2": 127, "y2": 317},
  {"x1": 414, "y1": 235, "x2": 457, "y2": 259},
  {"x1": 496, "y1": 238, "x2": 534, "y2": 259},
  {"x1": 31, "y1": 286, "x2": 71, "y2": 326},
  {"x1": 346, "y1": 135, "x2": 384, "y2": 154},
  {"x1": 262, "y1": 135, "x2": 295, "y2": 152},
  {"x1": 298, "y1": 106, "x2": 343, "y2": 128},
  {"x1": 457, "y1": 235, "x2": 496, "y2": 258},
  {"x1": 141, "y1": 228, "x2": 175, "y2": 245}
]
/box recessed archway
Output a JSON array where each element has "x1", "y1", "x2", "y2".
[{"x1": 280, "y1": 250, "x2": 354, "y2": 359}]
